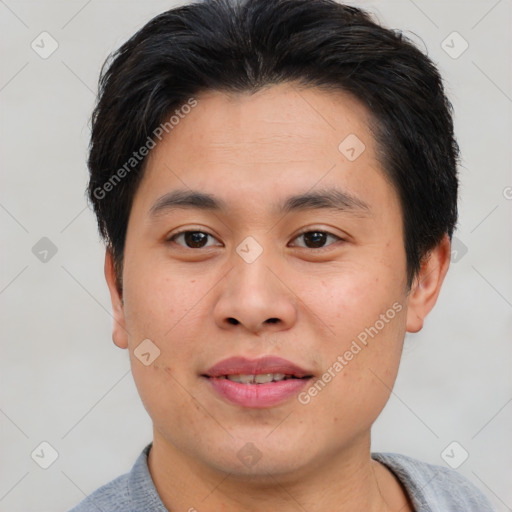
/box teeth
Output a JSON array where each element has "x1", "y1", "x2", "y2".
[
  {"x1": 227, "y1": 374, "x2": 255, "y2": 384},
  {"x1": 225, "y1": 373, "x2": 288, "y2": 384},
  {"x1": 254, "y1": 373, "x2": 277, "y2": 384}
]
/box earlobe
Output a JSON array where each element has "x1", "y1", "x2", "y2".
[
  {"x1": 104, "y1": 249, "x2": 129, "y2": 349},
  {"x1": 405, "y1": 234, "x2": 451, "y2": 333}
]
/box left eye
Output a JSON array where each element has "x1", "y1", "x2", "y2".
[
  {"x1": 169, "y1": 231, "x2": 222, "y2": 249},
  {"x1": 290, "y1": 231, "x2": 342, "y2": 249}
]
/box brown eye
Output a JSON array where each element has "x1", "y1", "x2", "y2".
[
  {"x1": 303, "y1": 231, "x2": 327, "y2": 248},
  {"x1": 291, "y1": 231, "x2": 341, "y2": 249},
  {"x1": 170, "y1": 231, "x2": 221, "y2": 248}
]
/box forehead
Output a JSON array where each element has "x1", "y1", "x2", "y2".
[
  {"x1": 164, "y1": 83, "x2": 373, "y2": 161},
  {"x1": 135, "y1": 83, "x2": 396, "y2": 218}
]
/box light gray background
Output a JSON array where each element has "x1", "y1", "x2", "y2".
[{"x1": 1, "y1": 1, "x2": 511, "y2": 511}]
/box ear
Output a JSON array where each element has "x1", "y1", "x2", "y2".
[
  {"x1": 104, "y1": 249, "x2": 129, "y2": 349},
  {"x1": 406, "y1": 234, "x2": 451, "y2": 333}
]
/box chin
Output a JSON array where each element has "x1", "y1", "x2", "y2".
[
  {"x1": 200, "y1": 433, "x2": 318, "y2": 480},
  {"x1": 215, "y1": 453, "x2": 311, "y2": 483}
]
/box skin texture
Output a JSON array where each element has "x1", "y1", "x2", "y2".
[{"x1": 104, "y1": 83, "x2": 451, "y2": 511}]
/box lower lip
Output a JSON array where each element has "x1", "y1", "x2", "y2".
[{"x1": 206, "y1": 377, "x2": 310, "y2": 408}]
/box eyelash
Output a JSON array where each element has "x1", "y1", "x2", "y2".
[{"x1": 167, "y1": 229, "x2": 344, "y2": 250}]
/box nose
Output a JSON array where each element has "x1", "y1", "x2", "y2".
[{"x1": 213, "y1": 245, "x2": 298, "y2": 334}]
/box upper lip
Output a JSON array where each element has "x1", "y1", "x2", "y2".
[{"x1": 204, "y1": 356, "x2": 313, "y2": 378}]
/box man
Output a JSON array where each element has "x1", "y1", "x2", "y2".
[{"x1": 70, "y1": 0, "x2": 496, "y2": 510}]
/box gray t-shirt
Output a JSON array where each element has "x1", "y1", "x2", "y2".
[{"x1": 69, "y1": 444, "x2": 496, "y2": 511}]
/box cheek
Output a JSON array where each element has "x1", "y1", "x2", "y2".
[
  {"x1": 301, "y1": 320, "x2": 406, "y2": 439},
  {"x1": 296, "y1": 262, "x2": 407, "y2": 411},
  {"x1": 301, "y1": 259, "x2": 405, "y2": 339},
  {"x1": 130, "y1": 358, "x2": 198, "y2": 438},
  {"x1": 121, "y1": 267, "x2": 204, "y2": 407},
  {"x1": 122, "y1": 252, "x2": 197, "y2": 338}
]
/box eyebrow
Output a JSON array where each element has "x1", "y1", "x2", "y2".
[
  {"x1": 280, "y1": 188, "x2": 371, "y2": 216},
  {"x1": 149, "y1": 188, "x2": 371, "y2": 218}
]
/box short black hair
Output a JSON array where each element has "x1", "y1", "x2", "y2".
[{"x1": 88, "y1": 0, "x2": 458, "y2": 290}]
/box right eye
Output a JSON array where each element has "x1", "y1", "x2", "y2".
[{"x1": 167, "y1": 230, "x2": 222, "y2": 249}]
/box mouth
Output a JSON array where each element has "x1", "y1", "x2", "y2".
[
  {"x1": 202, "y1": 356, "x2": 314, "y2": 408},
  {"x1": 204, "y1": 355, "x2": 313, "y2": 379},
  {"x1": 215, "y1": 373, "x2": 308, "y2": 384}
]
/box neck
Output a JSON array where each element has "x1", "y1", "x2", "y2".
[{"x1": 147, "y1": 430, "x2": 408, "y2": 512}]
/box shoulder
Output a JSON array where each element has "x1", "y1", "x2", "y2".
[
  {"x1": 371, "y1": 451, "x2": 496, "y2": 512},
  {"x1": 68, "y1": 444, "x2": 167, "y2": 512},
  {"x1": 68, "y1": 472, "x2": 131, "y2": 512}
]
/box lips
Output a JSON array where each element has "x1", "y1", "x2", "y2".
[
  {"x1": 204, "y1": 356, "x2": 313, "y2": 379},
  {"x1": 202, "y1": 356, "x2": 313, "y2": 408}
]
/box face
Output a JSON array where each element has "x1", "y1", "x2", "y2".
[{"x1": 106, "y1": 83, "x2": 448, "y2": 479}]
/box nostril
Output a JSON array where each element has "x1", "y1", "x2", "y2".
[
  {"x1": 265, "y1": 318, "x2": 280, "y2": 324},
  {"x1": 227, "y1": 318, "x2": 239, "y2": 325}
]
